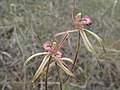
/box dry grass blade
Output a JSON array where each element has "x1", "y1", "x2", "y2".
[
  {"x1": 32, "y1": 54, "x2": 51, "y2": 82},
  {"x1": 24, "y1": 52, "x2": 49, "y2": 65},
  {"x1": 84, "y1": 29, "x2": 106, "y2": 53},
  {"x1": 80, "y1": 30, "x2": 96, "y2": 54}
]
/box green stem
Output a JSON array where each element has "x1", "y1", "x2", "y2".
[
  {"x1": 63, "y1": 30, "x2": 81, "y2": 83},
  {"x1": 55, "y1": 63, "x2": 62, "y2": 90},
  {"x1": 45, "y1": 57, "x2": 51, "y2": 90}
]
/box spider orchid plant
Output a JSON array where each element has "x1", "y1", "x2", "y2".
[
  {"x1": 24, "y1": 34, "x2": 77, "y2": 83},
  {"x1": 54, "y1": 0, "x2": 105, "y2": 55},
  {"x1": 53, "y1": 0, "x2": 106, "y2": 82}
]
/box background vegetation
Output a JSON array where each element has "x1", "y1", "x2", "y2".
[{"x1": 0, "y1": 0, "x2": 120, "y2": 90}]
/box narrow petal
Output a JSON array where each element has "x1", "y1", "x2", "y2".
[
  {"x1": 53, "y1": 29, "x2": 78, "y2": 38},
  {"x1": 80, "y1": 30, "x2": 96, "y2": 54},
  {"x1": 32, "y1": 54, "x2": 51, "y2": 82},
  {"x1": 54, "y1": 57, "x2": 78, "y2": 81},
  {"x1": 54, "y1": 57, "x2": 75, "y2": 77},
  {"x1": 84, "y1": 29, "x2": 102, "y2": 42},
  {"x1": 58, "y1": 34, "x2": 68, "y2": 49},
  {"x1": 40, "y1": 62, "x2": 55, "y2": 75},
  {"x1": 24, "y1": 52, "x2": 49, "y2": 65},
  {"x1": 61, "y1": 57, "x2": 74, "y2": 64},
  {"x1": 83, "y1": 29, "x2": 106, "y2": 53},
  {"x1": 57, "y1": 61, "x2": 74, "y2": 77}
]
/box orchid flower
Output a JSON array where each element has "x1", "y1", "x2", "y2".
[
  {"x1": 24, "y1": 34, "x2": 77, "y2": 83},
  {"x1": 54, "y1": 0, "x2": 105, "y2": 55}
]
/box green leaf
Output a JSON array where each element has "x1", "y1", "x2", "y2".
[
  {"x1": 24, "y1": 52, "x2": 49, "y2": 65},
  {"x1": 61, "y1": 57, "x2": 74, "y2": 64},
  {"x1": 80, "y1": 30, "x2": 96, "y2": 54},
  {"x1": 32, "y1": 54, "x2": 51, "y2": 82},
  {"x1": 84, "y1": 29, "x2": 106, "y2": 53}
]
